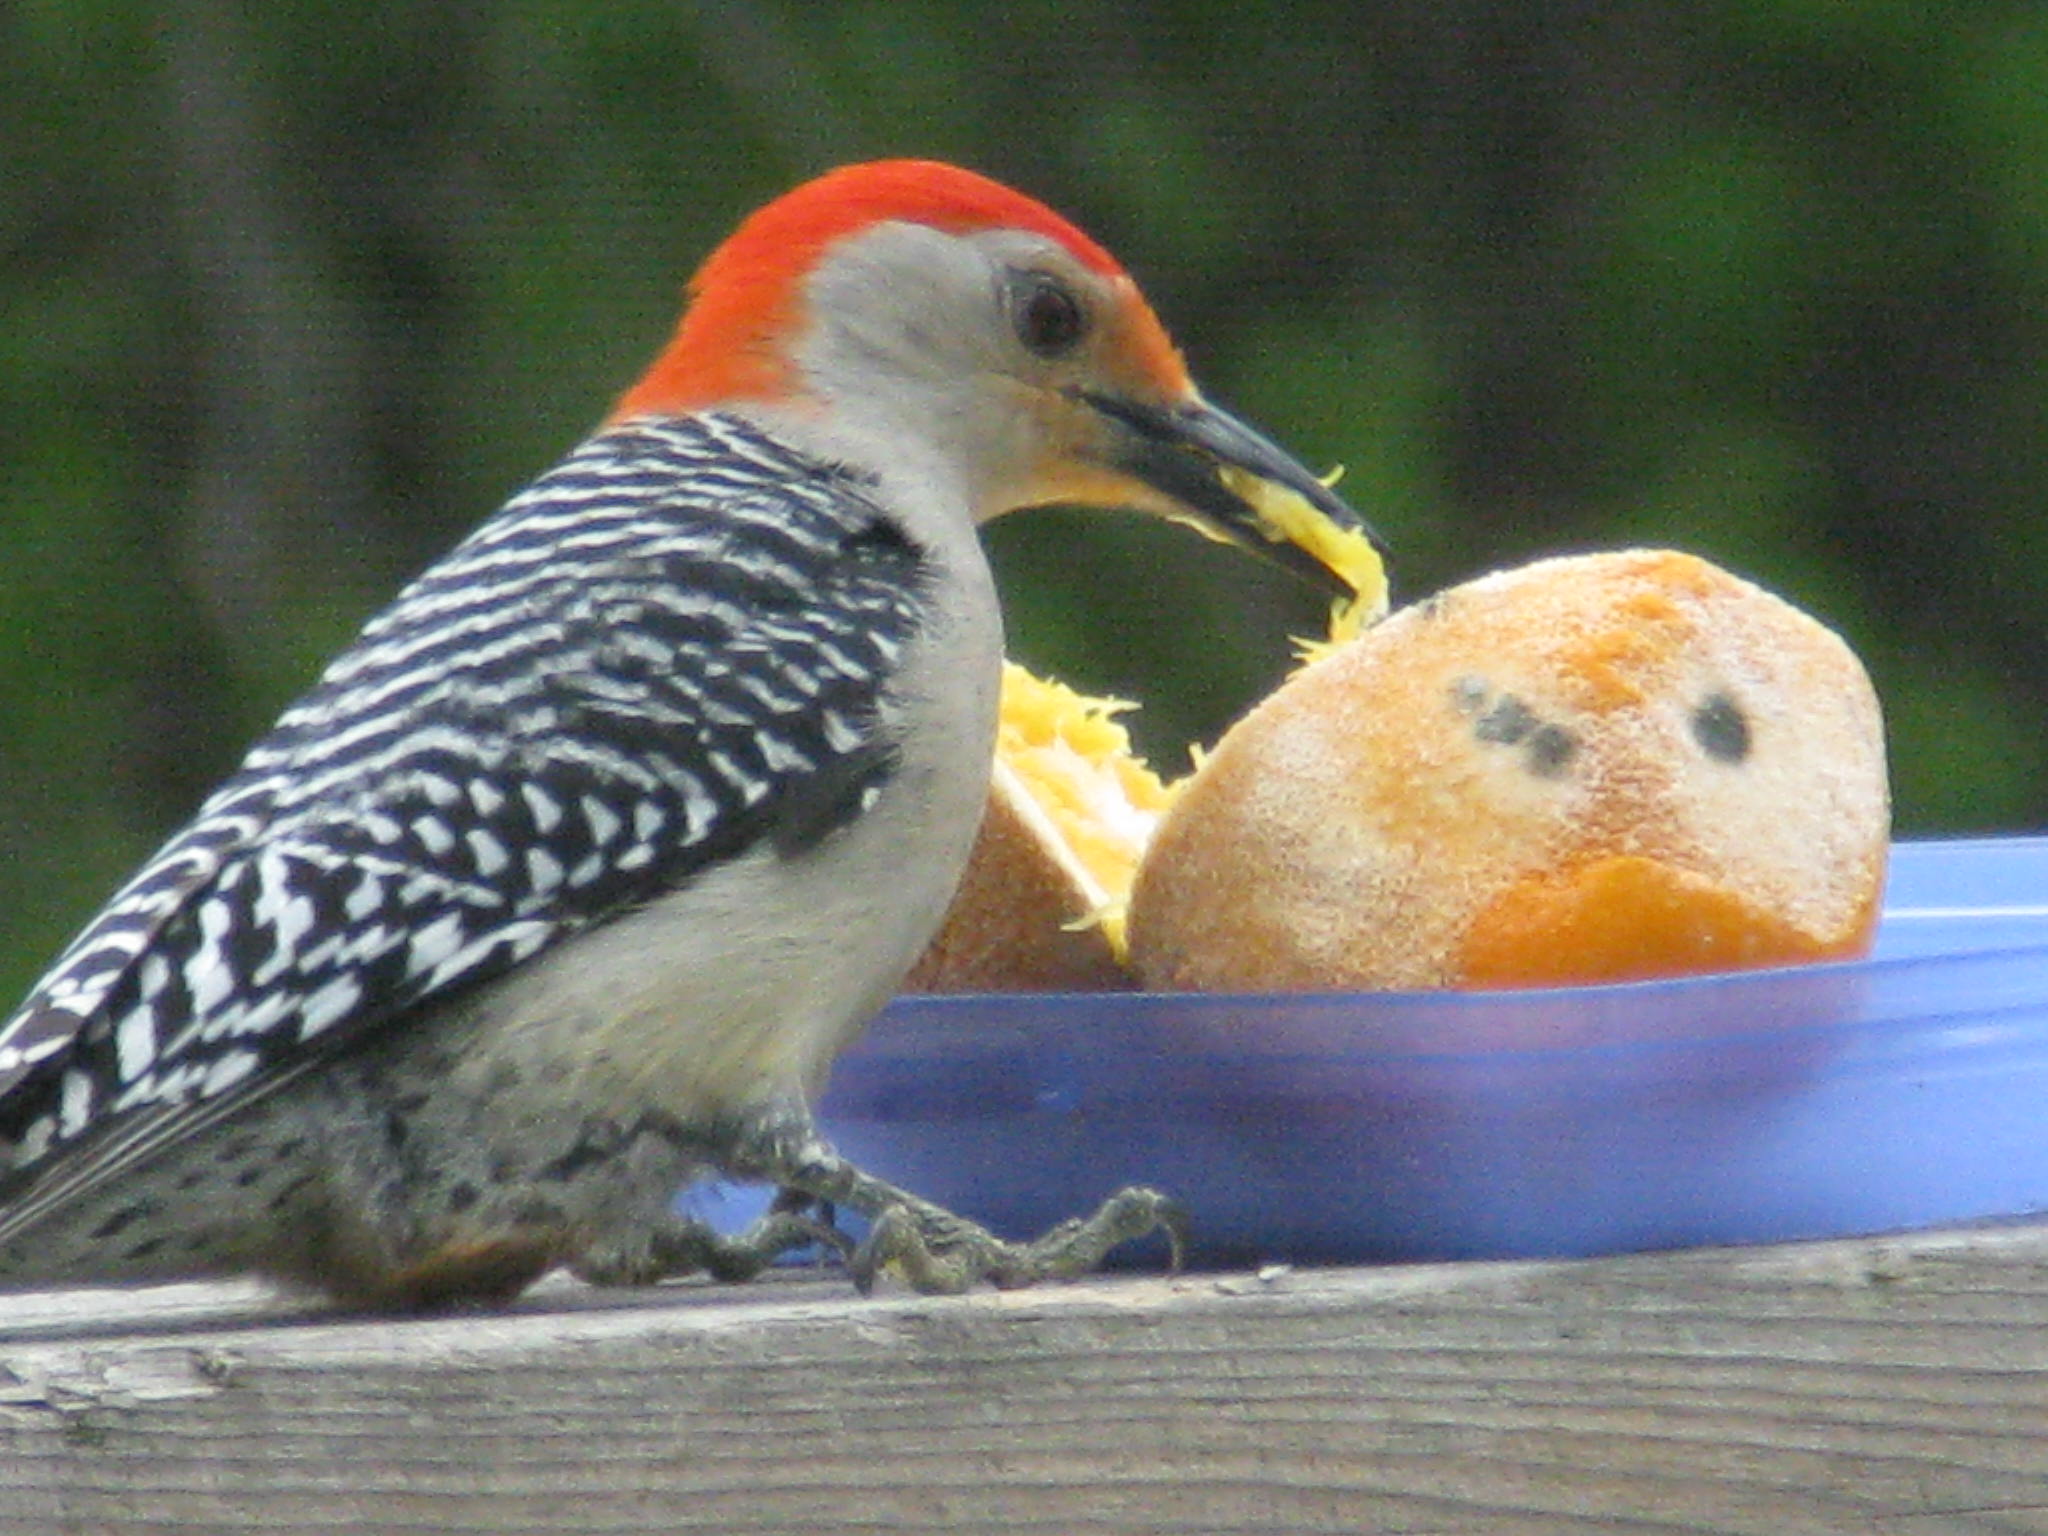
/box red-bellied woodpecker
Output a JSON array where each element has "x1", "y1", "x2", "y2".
[{"x1": 0, "y1": 160, "x2": 1377, "y2": 1307}]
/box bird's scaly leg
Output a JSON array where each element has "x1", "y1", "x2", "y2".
[
  {"x1": 572, "y1": 1186, "x2": 853, "y2": 1287},
  {"x1": 727, "y1": 1098, "x2": 1188, "y2": 1294}
]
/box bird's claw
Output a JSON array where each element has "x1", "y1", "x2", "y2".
[
  {"x1": 849, "y1": 1185, "x2": 1187, "y2": 1296},
  {"x1": 713, "y1": 1102, "x2": 1186, "y2": 1294}
]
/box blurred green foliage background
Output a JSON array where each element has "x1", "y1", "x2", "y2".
[{"x1": 3, "y1": 1, "x2": 2046, "y2": 1002}]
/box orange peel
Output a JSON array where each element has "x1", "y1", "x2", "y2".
[{"x1": 1124, "y1": 549, "x2": 1890, "y2": 992}]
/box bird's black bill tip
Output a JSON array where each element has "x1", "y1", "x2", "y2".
[{"x1": 1081, "y1": 391, "x2": 1390, "y2": 614}]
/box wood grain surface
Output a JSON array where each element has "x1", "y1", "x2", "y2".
[{"x1": 4, "y1": 1223, "x2": 2048, "y2": 1534}]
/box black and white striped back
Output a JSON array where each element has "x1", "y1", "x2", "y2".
[{"x1": 0, "y1": 412, "x2": 928, "y2": 1186}]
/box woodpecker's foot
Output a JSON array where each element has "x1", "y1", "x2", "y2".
[
  {"x1": 758, "y1": 1133, "x2": 1186, "y2": 1294},
  {"x1": 851, "y1": 1184, "x2": 1188, "y2": 1295},
  {"x1": 571, "y1": 1194, "x2": 853, "y2": 1288},
  {"x1": 712, "y1": 1099, "x2": 1186, "y2": 1293}
]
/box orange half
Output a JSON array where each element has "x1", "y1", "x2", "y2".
[{"x1": 904, "y1": 664, "x2": 1171, "y2": 991}]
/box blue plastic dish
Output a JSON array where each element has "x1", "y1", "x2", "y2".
[{"x1": 789, "y1": 835, "x2": 2048, "y2": 1266}]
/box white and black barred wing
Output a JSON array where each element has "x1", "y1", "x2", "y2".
[{"x1": 0, "y1": 414, "x2": 927, "y2": 1195}]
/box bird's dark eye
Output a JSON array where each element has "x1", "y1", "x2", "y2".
[{"x1": 1011, "y1": 273, "x2": 1087, "y2": 357}]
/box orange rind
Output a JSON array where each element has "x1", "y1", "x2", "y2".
[{"x1": 1124, "y1": 549, "x2": 1889, "y2": 992}]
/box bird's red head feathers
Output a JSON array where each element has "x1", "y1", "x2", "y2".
[{"x1": 613, "y1": 160, "x2": 1188, "y2": 420}]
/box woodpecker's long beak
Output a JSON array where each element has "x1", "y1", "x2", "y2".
[{"x1": 1080, "y1": 391, "x2": 1390, "y2": 621}]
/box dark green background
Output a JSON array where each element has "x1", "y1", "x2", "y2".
[{"x1": 4, "y1": 2, "x2": 2045, "y2": 1002}]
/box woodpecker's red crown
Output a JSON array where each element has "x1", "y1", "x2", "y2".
[{"x1": 614, "y1": 160, "x2": 1190, "y2": 420}]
